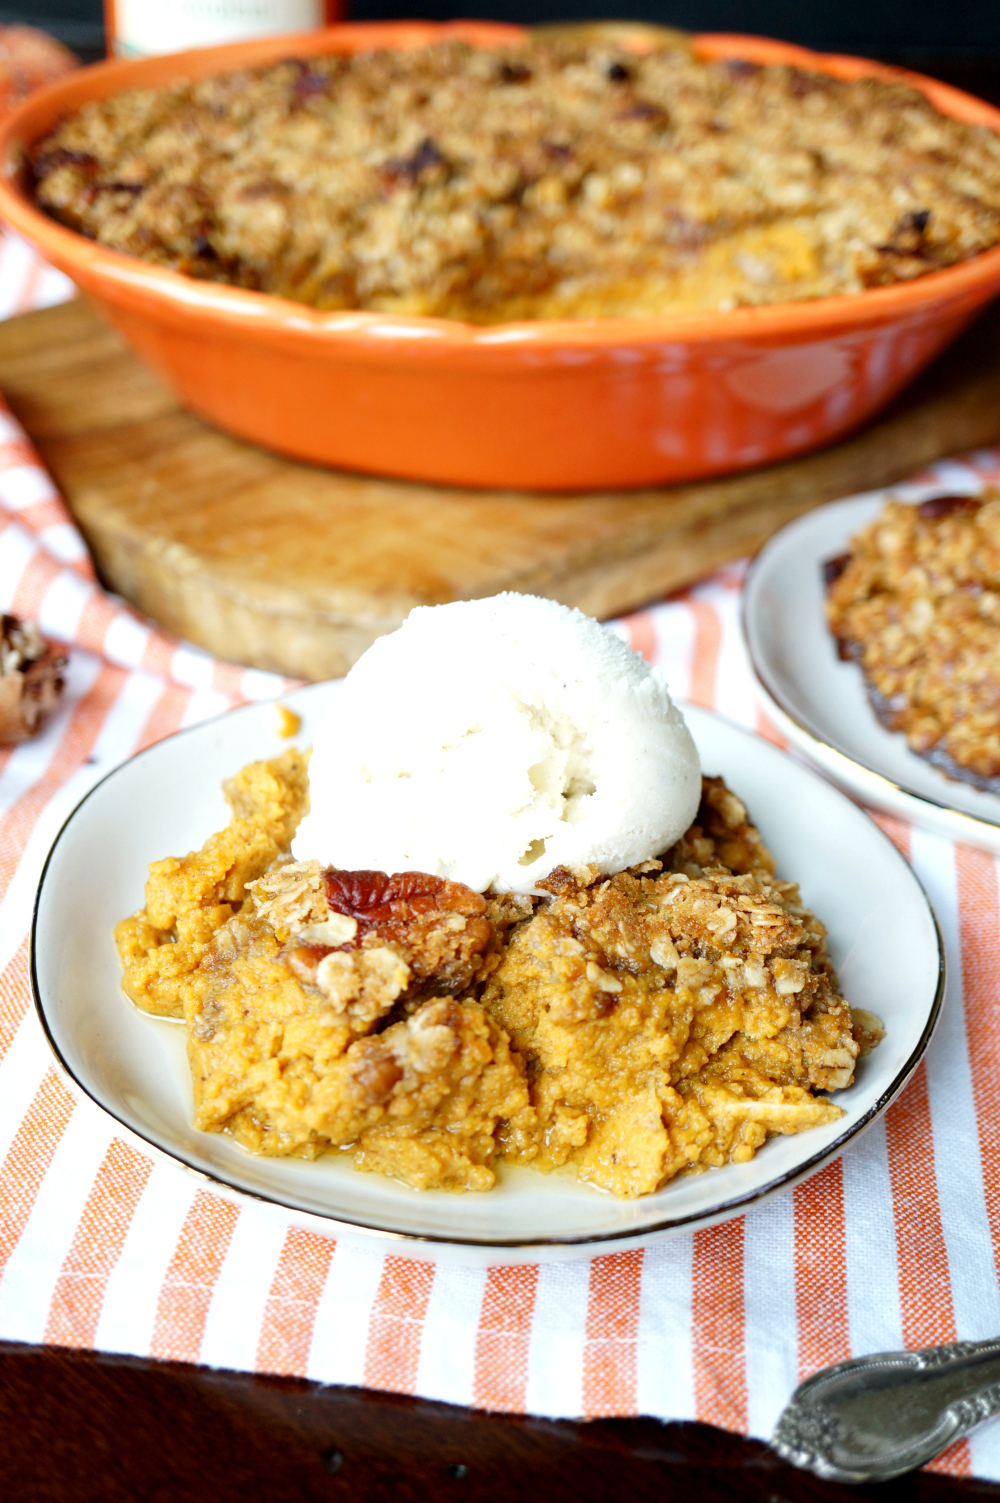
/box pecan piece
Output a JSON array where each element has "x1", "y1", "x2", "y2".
[
  {"x1": 822, "y1": 552, "x2": 852, "y2": 589},
  {"x1": 347, "y1": 1038, "x2": 404, "y2": 1106},
  {"x1": 615, "y1": 101, "x2": 668, "y2": 125},
  {"x1": 877, "y1": 208, "x2": 932, "y2": 257},
  {"x1": 293, "y1": 65, "x2": 330, "y2": 98},
  {"x1": 277, "y1": 869, "x2": 493, "y2": 1003},
  {"x1": 723, "y1": 58, "x2": 761, "y2": 78},
  {"x1": 0, "y1": 614, "x2": 66, "y2": 744},
  {"x1": 499, "y1": 61, "x2": 532, "y2": 83},
  {"x1": 32, "y1": 146, "x2": 99, "y2": 178},
  {"x1": 323, "y1": 868, "x2": 493, "y2": 997},
  {"x1": 380, "y1": 139, "x2": 447, "y2": 190},
  {"x1": 917, "y1": 494, "x2": 982, "y2": 522}
]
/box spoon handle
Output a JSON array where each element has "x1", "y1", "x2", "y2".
[{"x1": 772, "y1": 1338, "x2": 1000, "y2": 1483}]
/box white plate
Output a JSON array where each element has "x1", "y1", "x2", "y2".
[
  {"x1": 743, "y1": 489, "x2": 1000, "y2": 853},
  {"x1": 31, "y1": 684, "x2": 943, "y2": 1265}
]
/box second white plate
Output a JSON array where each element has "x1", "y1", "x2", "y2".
[{"x1": 743, "y1": 489, "x2": 1000, "y2": 852}]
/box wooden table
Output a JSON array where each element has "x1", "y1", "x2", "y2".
[{"x1": 3, "y1": 1339, "x2": 998, "y2": 1502}]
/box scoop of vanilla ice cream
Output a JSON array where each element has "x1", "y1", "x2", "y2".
[{"x1": 292, "y1": 593, "x2": 700, "y2": 894}]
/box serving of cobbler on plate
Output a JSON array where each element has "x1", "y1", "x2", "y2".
[
  {"x1": 115, "y1": 752, "x2": 881, "y2": 1199},
  {"x1": 112, "y1": 596, "x2": 886, "y2": 1202}
]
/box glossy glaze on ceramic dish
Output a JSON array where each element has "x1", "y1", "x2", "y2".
[
  {"x1": 3, "y1": 23, "x2": 1000, "y2": 489},
  {"x1": 31, "y1": 686, "x2": 943, "y2": 1263}
]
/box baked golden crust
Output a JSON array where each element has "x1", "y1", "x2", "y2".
[
  {"x1": 116, "y1": 754, "x2": 872, "y2": 1196},
  {"x1": 33, "y1": 36, "x2": 1000, "y2": 322},
  {"x1": 825, "y1": 493, "x2": 1000, "y2": 788}
]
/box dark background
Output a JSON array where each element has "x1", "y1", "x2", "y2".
[{"x1": 4, "y1": 0, "x2": 1000, "y2": 69}]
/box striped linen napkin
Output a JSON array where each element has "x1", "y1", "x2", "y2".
[
  {"x1": 2, "y1": 246, "x2": 1000, "y2": 1478},
  {"x1": 0, "y1": 227, "x2": 74, "y2": 319}
]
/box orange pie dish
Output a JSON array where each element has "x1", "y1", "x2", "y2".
[{"x1": 2, "y1": 21, "x2": 1000, "y2": 490}]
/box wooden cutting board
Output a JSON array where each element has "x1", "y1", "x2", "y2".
[{"x1": 3, "y1": 295, "x2": 1000, "y2": 681}]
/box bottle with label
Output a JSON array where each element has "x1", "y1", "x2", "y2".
[{"x1": 106, "y1": 0, "x2": 345, "y2": 60}]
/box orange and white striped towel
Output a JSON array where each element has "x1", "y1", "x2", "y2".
[
  {"x1": 0, "y1": 227, "x2": 74, "y2": 319},
  {"x1": 3, "y1": 255, "x2": 1000, "y2": 1476}
]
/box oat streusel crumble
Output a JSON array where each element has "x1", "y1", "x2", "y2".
[
  {"x1": 115, "y1": 751, "x2": 879, "y2": 1197},
  {"x1": 32, "y1": 35, "x2": 1000, "y2": 322},
  {"x1": 825, "y1": 493, "x2": 1000, "y2": 791}
]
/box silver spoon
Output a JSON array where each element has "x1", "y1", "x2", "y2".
[{"x1": 771, "y1": 1338, "x2": 1000, "y2": 1482}]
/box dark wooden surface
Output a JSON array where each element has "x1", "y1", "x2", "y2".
[{"x1": 1, "y1": 1338, "x2": 999, "y2": 1502}]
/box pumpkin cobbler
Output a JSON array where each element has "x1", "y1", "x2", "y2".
[
  {"x1": 115, "y1": 749, "x2": 880, "y2": 1197},
  {"x1": 31, "y1": 32, "x2": 1000, "y2": 321},
  {"x1": 825, "y1": 491, "x2": 1000, "y2": 791}
]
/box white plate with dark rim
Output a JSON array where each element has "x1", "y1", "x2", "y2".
[
  {"x1": 742, "y1": 485, "x2": 1000, "y2": 854},
  {"x1": 32, "y1": 682, "x2": 943, "y2": 1265}
]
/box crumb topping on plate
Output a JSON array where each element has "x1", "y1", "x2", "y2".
[{"x1": 825, "y1": 492, "x2": 1000, "y2": 791}]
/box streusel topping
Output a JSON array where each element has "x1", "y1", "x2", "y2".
[
  {"x1": 32, "y1": 35, "x2": 1000, "y2": 321},
  {"x1": 826, "y1": 493, "x2": 1000, "y2": 788}
]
